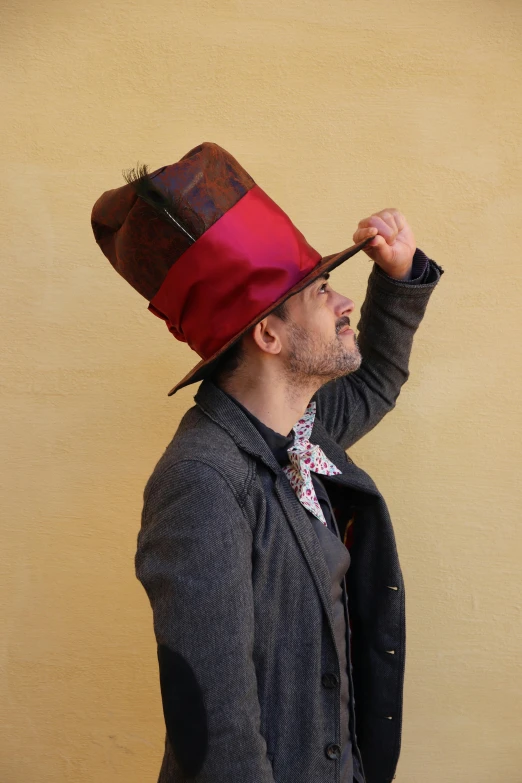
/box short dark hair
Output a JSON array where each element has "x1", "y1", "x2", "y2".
[{"x1": 210, "y1": 298, "x2": 291, "y2": 386}]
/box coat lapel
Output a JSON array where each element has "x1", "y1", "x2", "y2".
[{"x1": 272, "y1": 469, "x2": 336, "y2": 620}]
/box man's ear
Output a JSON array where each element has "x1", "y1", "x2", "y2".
[{"x1": 250, "y1": 318, "x2": 283, "y2": 356}]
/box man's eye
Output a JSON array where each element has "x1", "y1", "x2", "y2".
[{"x1": 319, "y1": 282, "x2": 329, "y2": 293}]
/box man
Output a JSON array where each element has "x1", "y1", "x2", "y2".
[{"x1": 91, "y1": 142, "x2": 443, "y2": 783}]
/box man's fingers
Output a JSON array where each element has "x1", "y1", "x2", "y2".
[
  {"x1": 355, "y1": 208, "x2": 410, "y2": 250},
  {"x1": 386, "y1": 209, "x2": 406, "y2": 231},
  {"x1": 352, "y1": 225, "x2": 378, "y2": 244},
  {"x1": 365, "y1": 234, "x2": 387, "y2": 250},
  {"x1": 377, "y1": 212, "x2": 402, "y2": 244},
  {"x1": 359, "y1": 215, "x2": 397, "y2": 245},
  {"x1": 382, "y1": 211, "x2": 408, "y2": 244}
]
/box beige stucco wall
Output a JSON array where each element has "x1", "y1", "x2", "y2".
[{"x1": 1, "y1": 1, "x2": 521, "y2": 781}]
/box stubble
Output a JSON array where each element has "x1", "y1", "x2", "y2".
[{"x1": 283, "y1": 321, "x2": 362, "y2": 387}]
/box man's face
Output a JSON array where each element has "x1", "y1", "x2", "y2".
[{"x1": 275, "y1": 272, "x2": 362, "y2": 385}]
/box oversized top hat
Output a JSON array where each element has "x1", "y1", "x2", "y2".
[{"x1": 91, "y1": 142, "x2": 370, "y2": 396}]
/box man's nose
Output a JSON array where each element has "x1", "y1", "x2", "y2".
[{"x1": 336, "y1": 294, "x2": 355, "y2": 316}]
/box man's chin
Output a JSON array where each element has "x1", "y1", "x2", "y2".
[
  {"x1": 341, "y1": 343, "x2": 362, "y2": 372},
  {"x1": 318, "y1": 344, "x2": 362, "y2": 381},
  {"x1": 318, "y1": 357, "x2": 362, "y2": 384},
  {"x1": 336, "y1": 359, "x2": 361, "y2": 378}
]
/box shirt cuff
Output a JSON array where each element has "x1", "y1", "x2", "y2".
[{"x1": 381, "y1": 248, "x2": 430, "y2": 284}]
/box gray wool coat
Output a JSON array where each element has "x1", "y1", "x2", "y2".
[{"x1": 135, "y1": 255, "x2": 444, "y2": 783}]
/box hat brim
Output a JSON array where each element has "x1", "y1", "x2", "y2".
[{"x1": 166, "y1": 235, "x2": 372, "y2": 396}]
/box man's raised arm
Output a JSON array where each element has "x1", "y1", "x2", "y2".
[{"x1": 312, "y1": 209, "x2": 444, "y2": 450}]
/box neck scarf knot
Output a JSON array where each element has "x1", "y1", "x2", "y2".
[{"x1": 282, "y1": 401, "x2": 342, "y2": 526}]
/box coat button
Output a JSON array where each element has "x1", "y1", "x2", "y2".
[
  {"x1": 325, "y1": 743, "x2": 341, "y2": 760},
  {"x1": 321, "y1": 672, "x2": 339, "y2": 688}
]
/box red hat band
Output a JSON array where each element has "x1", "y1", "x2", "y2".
[{"x1": 148, "y1": 185, "x2": 321, "y2": 360}]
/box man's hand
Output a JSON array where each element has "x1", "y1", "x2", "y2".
[{"x1": 352, "y1": 208, "x2": 416, "y2": 281}]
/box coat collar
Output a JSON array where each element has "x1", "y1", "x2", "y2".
[
  {"x1": 194, "y1": 379, "x2": 285, "y2": 476},
  {"x1": 194, "y1": 378, "x2": 380, "y2": 495},
  {"x1": 220, "y1": 388, "x2": 295, "y2": 466}
]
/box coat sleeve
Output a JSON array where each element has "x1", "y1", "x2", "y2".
[
  {"x1": 312, "y1": 249, "x2": 444, "y2": 451},
  {"x1": 135, "y1": 458, "x2": 276, "y2": 783}
]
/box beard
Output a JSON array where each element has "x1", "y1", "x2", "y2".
[{"x1": 283, "y1": 320, "x2": 362, "y2": 386}]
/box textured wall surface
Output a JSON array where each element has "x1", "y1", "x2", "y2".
[{"x1": 1, "y1": 1, "x2": 521, "y2": 781}]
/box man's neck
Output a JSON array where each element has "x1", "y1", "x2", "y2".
[{"x1": 218, "y1": 380, "x2": 318, "y2": 437}]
